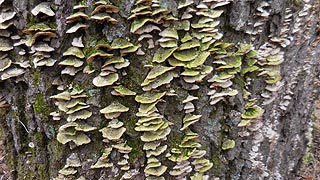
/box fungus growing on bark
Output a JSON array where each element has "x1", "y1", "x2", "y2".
[
  {"x1": 31, "y1": 2, "x2": 55, "y2": 16},
  {"x1": 91, "y1": 148, "x2": 113, "y2": 169},
  {"x1": 222, "y1": 139, "x2": 235, "y2": 150},
  {"x1": 111, "y1": 85, "x2": 137, "y2": 96}
]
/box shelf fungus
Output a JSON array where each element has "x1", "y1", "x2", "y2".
[
  {"x1": 129, "y1": 0, "x2": 176, "y2": 53},
  {"x1": 100, "y1": 119, "x2": 126, "y2": 141},
  {"x1": 90, "y1": 1, "x2": 119, "y2": 24},
  {"x1": 31, "y1": 2, "x2": 55, "y2": 17},
  {"x1": 56, "y1": 122, "x2": 96, "y2": 146},
  {"x1": 167, "y1": 128, "x2": 213, "y2": 178},
  {"x1": 111, "y1": 85, "x2": 137, "y2": 96},
  {"x1": 141, "y1": 65, "x2": 177, "y2": 91},
  {"x1": 91, "y1": 147, "x2": 113, "y2": 169},
  {"x1": 238, "y1": 100, "x2": 264, "y2": 127},
  {"x1": 100, "y1": 101, "x2": 129, "y2": 120}
]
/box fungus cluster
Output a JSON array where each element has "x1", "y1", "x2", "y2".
[
  {"x1": 129, "y1": 0, "x2": 177, "y2": 55},
  {"x1": 90, "y1": 38, "x2": 138, "y2": 87},
  {"x1": 59, "y1": 2, "x2": 89, "y2": 76},
  {"x1": 166, "y1": 128, "x2": 213, "y2": 179},
  {"x1": 54, "y1": 153, "x2": 84, "y2": 179},
  {"x1": 134, "y1": 91, "x2": 172, "y2": 179},
  {"x1": 0, "y1": 0, "x2": 26, "y2": 80},
  {"x1": 24, "y1": 2, "x2": 58, "y2": 68},
  {"x1": 92, "y1": 101, "x2": 133, "y2": 177},
  {"x1": 245, "y1": 1, "x2": 271, "y2": 41},
  {"x1": 50, "y1": 87, "x2": 95, "y2": 148},
  {"x1": 90, "y1": 0, "x2": 119, "y2": 24}
]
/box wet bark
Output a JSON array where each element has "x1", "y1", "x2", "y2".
[{"x1": 0, "y1": 0, "x2": 319, "y2": 180}]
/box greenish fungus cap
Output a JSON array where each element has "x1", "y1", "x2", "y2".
[
  {"x1": 100, "y1": 101, "x2": 129, "y2": 114},
  {"x1": 143, "y1": 65, "x2": 175, "y2": 82},
  {"x1": 159, "y1": 39, "x2": 178, "y2": 48},
  {"x1": 135, "y1": 121, "x2": 165, "y2": 132},
  {"x1": 241, "y1": 105, "x2": 263, "y2": 119},
  {"x1": 0, "y1": 38, "x2": 13, "y2": 52},
  {"x1": 91, "y1": 147, "x2": 113, "y2": 169},
  {"x1": 65, "y1": 153, "x2": 81, "y2": 167},
  {"x1": 144, "y1": 165, "x2": 167, "y2": 176},
  {"x1": 178, "y1": 39, "x2": 200, "y2": 51},
  {"x1": 143, "y1": 141, "x2": 161, "y2": 150},
  {"x1": 34, "y1": 42, "x2": 54, "y2": 52},
  {"x1": 107, "y1": 119, "x2": 124, "y2": 129},
  {"x1": 50, "y1": 91, "x2": 71, "y2": 101},
  {"x1": 0, "y1": 57, "x2": 11, "y2": 71},
  {"x1": 191, "y1": 150, "x2": 206, "y2": 159},
  {"x1": 196, "y1": 10, "x2": 224, "y2": 19},
  {"x1": 111, "y1": 38, "x2": 134, "y2": 49},
  {"x1": 57, "y1": 131, "x2": 91, "y2": 146},
  {"x1": 92, "y1": 4, "x2": 120, "y2": 15},
  {"x1": 173, "y1": 49, "x2": 199, "y2": 62},
  {"x1": 90, "y1": 13, "x2": 118, "y2": 24},
  {"x1": 66, "y1": 23, "x2": 89, "y2": 34},
  {"x1": 146, "y1": 145, "x2": 167, "y2": 157},
  {"x1": 63, "y1": 47, "x2": 85, "y2": 59},
  {"x1": 140, "y1": 127, "x2": 171, "y2": 142},
  {"x1": 67, "y1": 110, "x2": 92, "y2": 122},
  {"x1": 120, "y1": 45, "x2": 139, "y2": 55},
  {"x1": 153, "y1": 47, "x2": 178, "y2": 63},
  {"x1": 101, "y1": 57, "x2": 124, "y2": 68},
  {"x1": 159, "y1": 28, "x2": 179, "y2": 39},
  {"x1": 99, "y1": 126, "x2": 126, "y2": 140},
  {"x1": 222, "y1": 139, "x2": 235, "y2": 150},
  {"x1": 87, "y1": 50, "x2": 113, "y2": 62},
  {"x1": 112, "y1": 85, "x2": 136, "y2": 96},
  {"x1": 74, "y1": 122, "x2": 97, "y2": 132},
  {"x1": 178, "y1": 0, "x2": 194, "y2": 9},
  {"x1": 135, "y1": 92, "x2": 166, "y2": 104},
  {"x1": 92, "y1": 73, "x2": 118, "y2": 87},
  {"x1": 186, "y1": 51, "x2": 210, "y2": 68},
  {"x1": 59, "y1": 58, "x2": 84, "y2": 68},
  {"x1": 112, "y1": 142, "x2": 132, "y2": 153},
  {"x1": 58, "y1": 167, "x2": 77, "y2": 176},
  {"x1": 31, "y1": 2, "x2": 55, "y2": 16},
  {"x1": 130, "y1": 18, "x2": 153, "y2": 33},
  {"x1": 67, "y1": 104, "x2": 90, "y2": 114},
  {"x1": 66, "y1": 12, "x2": 89, "y2": 23}
]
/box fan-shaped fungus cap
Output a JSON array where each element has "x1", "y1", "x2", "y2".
[
  {"x1": 135, "y1": 92, "x2": 166, "y2": 104},
  {"x1": 59, "y1": 58, "x2": 84, "y2": 68},
  {"x1": 63, "y1": 47, "x2": 85, "y2": 59},
  {"x1": 31, "y1": 2, "x2": 55, "y2": 16},
  {"x1": 100, "y1": 101, "x2": 129, "y2": 114},
  {"x1": 66, "y1": 23, "x2": 89, "y2": 34},
  {"x1": 91, "y1": 147, "x2": 113, "y2": 169},
  {"x1": 153, "y1": 47, "x2": 178, "y2": 63},
  {"x1": 0, "y1": 57, "x2": 12, "y2": 71},
  {"x1": 112, "y1": 85, "x2": 136, "y2": 96},
  {"x1": 1, "y1": 68, "x2": 25, "y2": 80},
  {"x1": 65, "y1": 153, "x2": 81, "y2": 168},
  {"x1": 99, "y1": 126, "x2": 126, "y2": 140},
  {"x1": 0, "y1": 11, "x2": 16, "y2": 23}
]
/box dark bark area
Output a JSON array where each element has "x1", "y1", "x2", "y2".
[{"x1": 0, "y1": 0, "x2": 319, "y2": 180}]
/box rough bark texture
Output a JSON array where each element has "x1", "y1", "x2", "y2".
[{"x1": 0, "y1": 0, "x2": 319, "y2": 180}]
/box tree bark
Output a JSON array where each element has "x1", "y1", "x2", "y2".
[{"x1": 0, "y1": 0, "x2": 319, "y2": 179}]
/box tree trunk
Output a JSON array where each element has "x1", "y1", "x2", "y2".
[{"x1": 0, "y1": 0, "x2": 319, "y2": 179}]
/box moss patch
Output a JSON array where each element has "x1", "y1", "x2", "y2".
[{"x1": 33, "y1": 94, "x2": 49, "y2": 116}]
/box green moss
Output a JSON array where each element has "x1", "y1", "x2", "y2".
[
  {"x1": 32, "y1": 71, "x2": 41, "y2": 85},
  {"x1": 211, "y1": 153, "x2": 221, "y2": 169},
  {"x1": 33, "y1": 94, "x2": 49, "y2": 116},
  {"x1": 126, "y1": 137, "x2": 144, "y2": 163}
]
